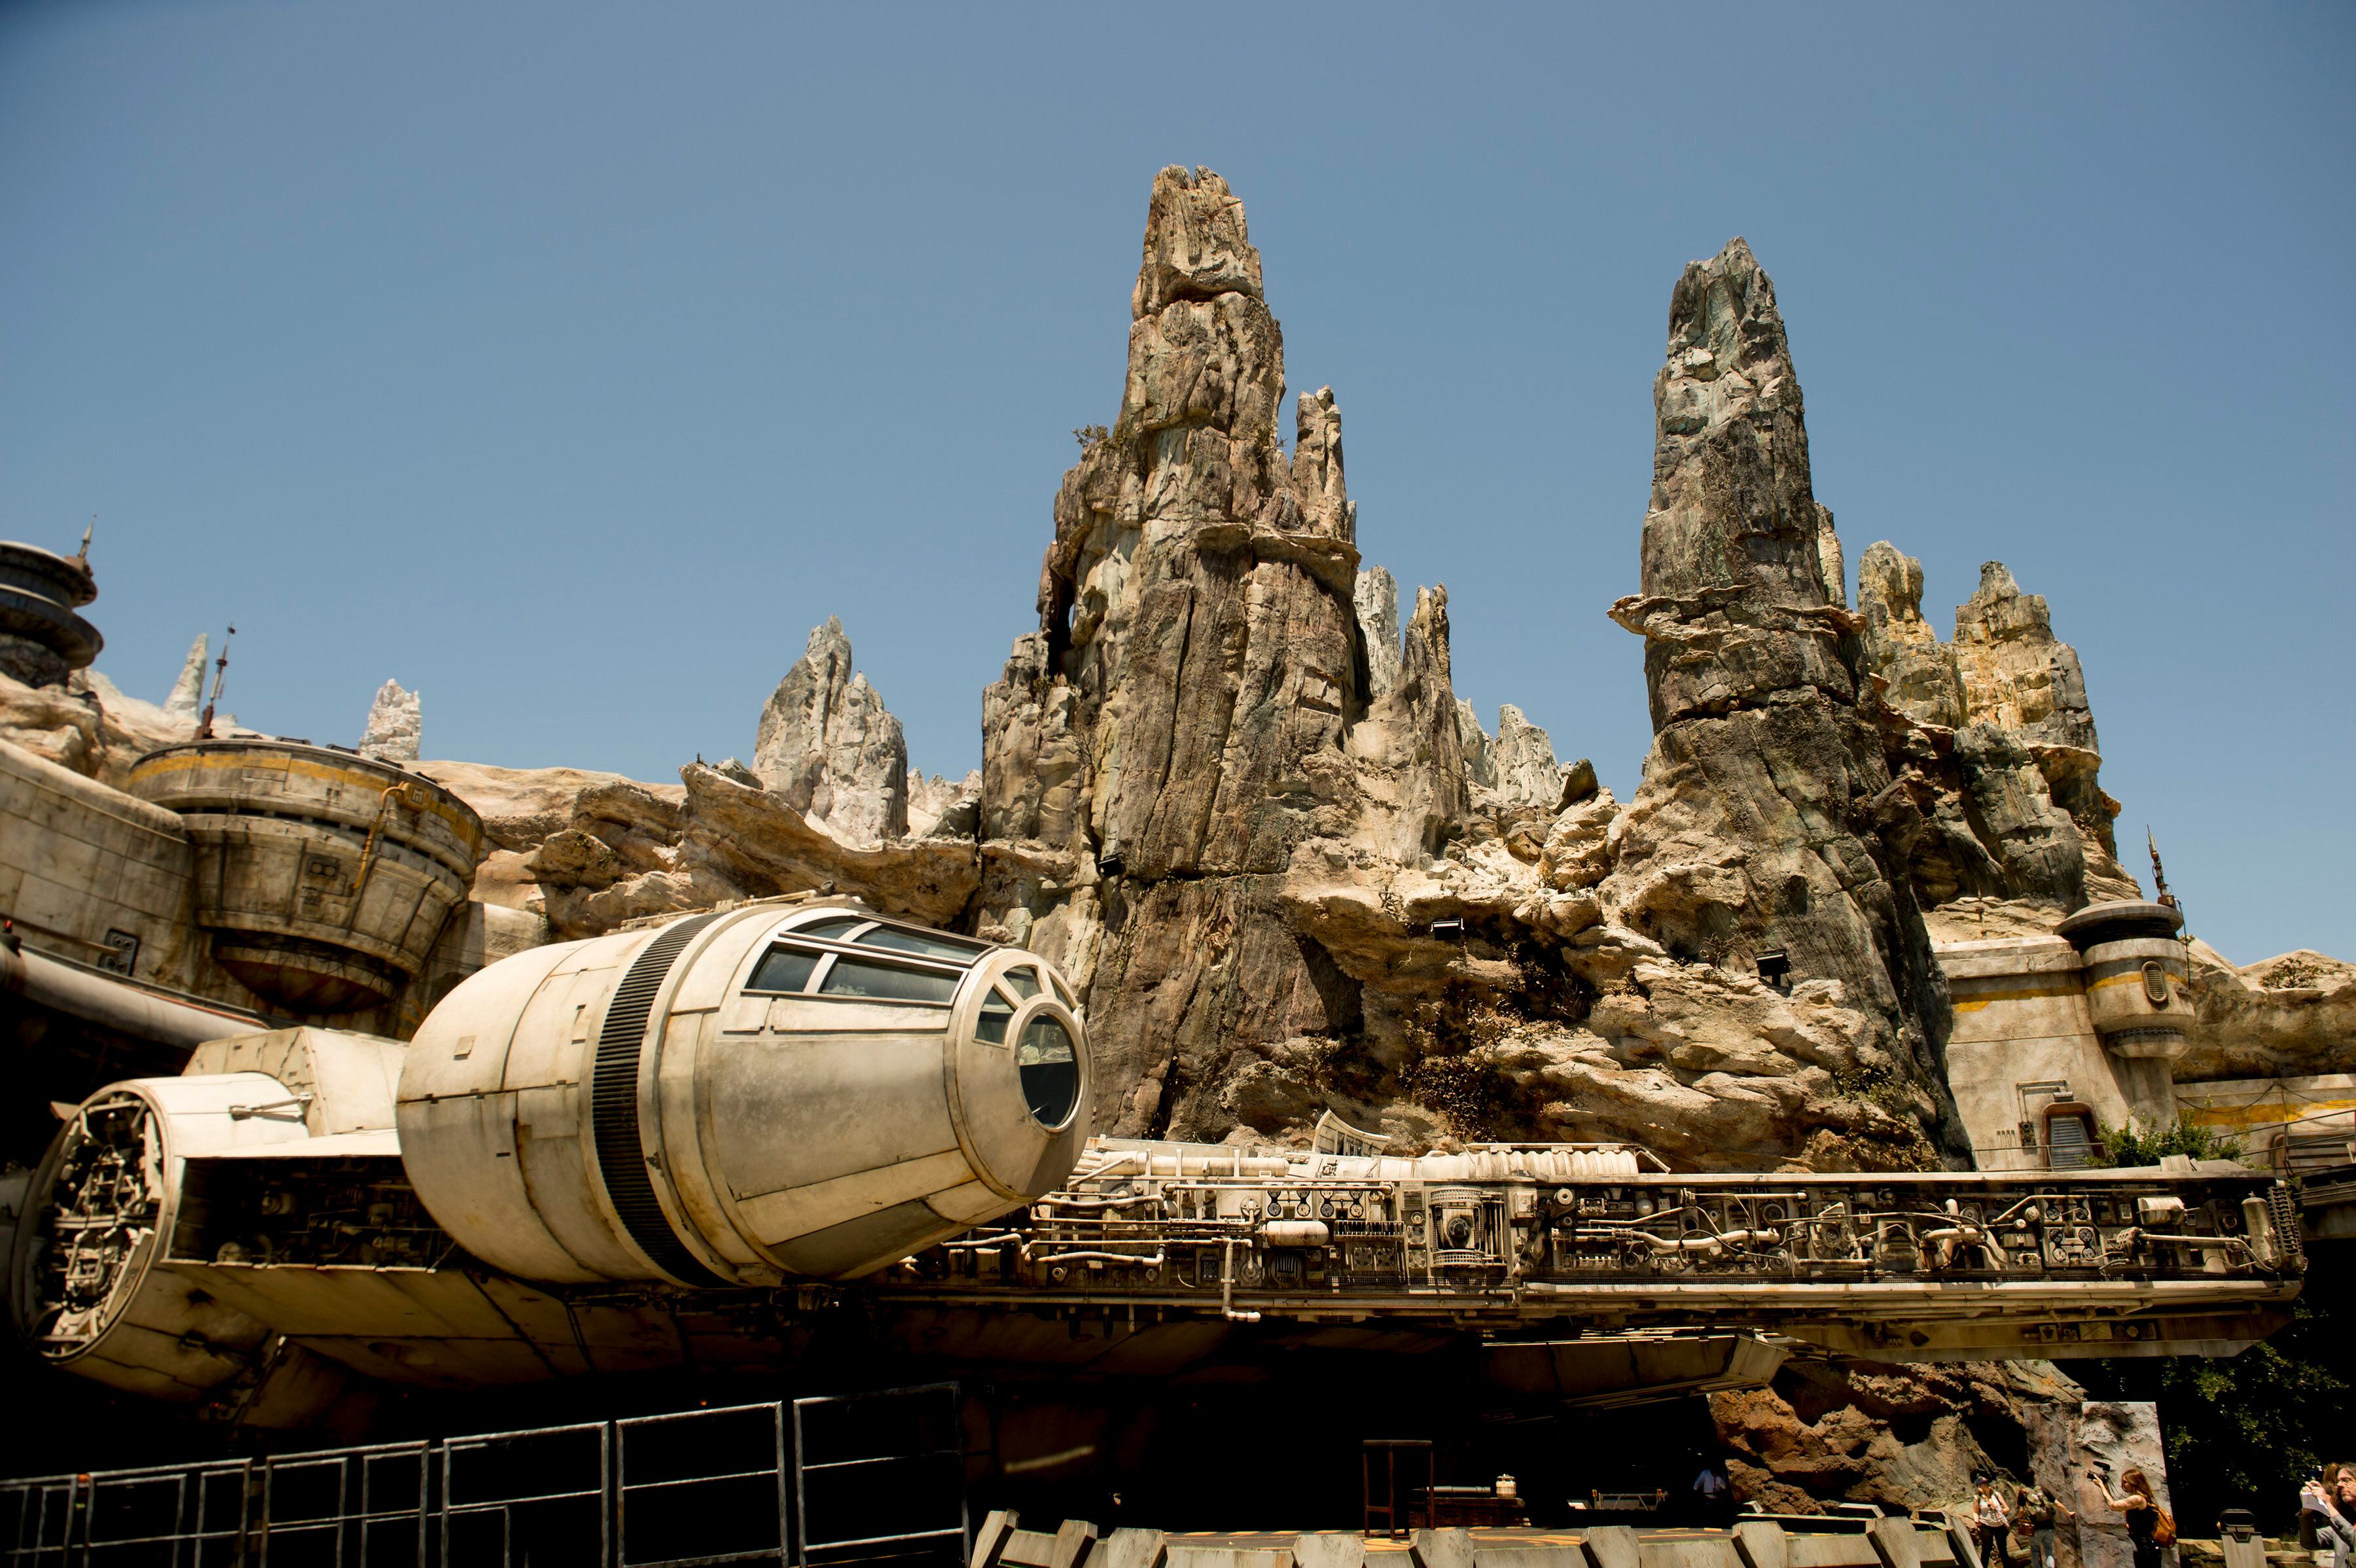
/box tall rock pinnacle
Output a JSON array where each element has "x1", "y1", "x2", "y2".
[
  {"x1": 1607, "y1": 238, "x2": 1969, "y2": 1167},
  {"x1": 752, "y1": 618, "x2": 910, "y2": 846},
  {"x1": 357, "y1": 679, "x2": 422, "y2": 764},
  {"x1": 978, "y1": 166, "x2": 1372, "y2": 1135}
]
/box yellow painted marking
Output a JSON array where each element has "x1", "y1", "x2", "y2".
[
  {"x1": 1950, "y1": 984, "x2": 2080, "y2": 1012},
  {"x1": 2182, "y1": 1100, "x2": 2356, "y2": 1128},
  {"x1": 130, "y1": 751, "x2": 480, "y2": 842},
  {"x1": 2085, "y1": 971, "x2": 2183, "y2": 995}
]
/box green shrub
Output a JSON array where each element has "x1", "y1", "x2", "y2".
[{"x1": 2085, "y1": 1114, "x2": 2245, "y2": 1167}]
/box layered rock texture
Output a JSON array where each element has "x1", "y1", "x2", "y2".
[
  {"x1": 357, "y1": 679, "x2": 422, "y2": 764},
  {"x1": 6, "y1": 166, "x2": 2342, "y2": 1169},
  {"x1": 1711, "y1": 1359, "x2": 2088, "y2": 1515},
  {"x1": 973, "y1": 167, "x2": 1374, "y2": 1137},
  {"x1": 1855, "y1": 544, "x2": 2138, "y2": 931},
  {"x1": 1603, "y1": 240, "x2": 1969, "y2": 1167},
  {"x1": 752, "y1": 617, "x2": 910, "y2": 845}
]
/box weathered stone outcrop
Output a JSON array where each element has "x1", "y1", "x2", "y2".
[
  {"x1": 907, "y1": 768, "x2": 981, "y2": 838},
  {"x1": 1604, "y1": 238, "x2": 1969, "y2": 1168},
  {"x1": 2178, "y1": 942, "x2": 2356, "y2": 1081},
  {"x1": 418, "y1": 756, "x2": 977, "y2": 944},
  {"x1": 1354, "y1": 565, "x2": 1401, "y2": 702},
  {"x1": 0, "y1": 666, "x2": 205, "y2": 787},
  {"x1": 357, "y1": 679, "x2": 422, "y2": 764},
  {"x1": 1712, "y1": 1358, "x2": 2087, "y2": 1515},
  {"x1": 1488, "y1": 705, "x2": 1560, "y2": 811},
  {"x1": 163, "y1": 634, "x2": 207, "y2": 718},
  {"x1": 752, "y1": 618, "x2": 910, "y2": 846},
  {"x1": 975, "y1": 166, "x2": 1370, "y2": 1137},
  {"x1": 1857, "y1": 543, "x2": 2136, "y2": 917}
]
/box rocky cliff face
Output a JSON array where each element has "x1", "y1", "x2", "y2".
[
  {"x1": 1713, "y1": 1358, "x2": 2087, "y2": 1515},
  {"x1": 7, "y1": 166, "x2": 2340, "y2": 1167},
  {"x1": 1855, "y1": 543, "x2": 2138, "y2": 933},
  {"x1": 1603, "y1": 238, "x2": 1969, "y2": 1167},
  {"x1": 972, "y1": 166, "x2": 1375, "y2": 1137}
]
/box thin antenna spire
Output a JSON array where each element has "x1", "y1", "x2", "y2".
[
  {"x1": 77, "y1": 515, "x2": 93, "y2": 565},
  {"x1": 2147, "y1": 827, "x2": 2178, "y2": 912},
  {"x1": 196, "y1": 626, "x2": 236, "y2": 740}
]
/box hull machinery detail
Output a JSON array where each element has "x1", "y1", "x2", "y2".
[
  {"x1": 889, "y1": 1135, "x2": 2300, "y2": 1363},
  {"x1": 4, "y1": 900, "x2": 2306, "y2": 1434}
]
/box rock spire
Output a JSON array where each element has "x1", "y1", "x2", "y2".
[
  {"x1": 164, "y1": 635, "x2": 207, "y2": 718},
  {"x1": 751, "y1": 618, "x2": 910, "y2": 846},
  {"x1": 976, "y1": 166, "x2": 1378, "y2": 1134},
  {"x1": 1857, "y1": 543, "x2": 2135, "y2": 923},
  {"x1": 1606, "y1": 238, "x2": 1969, "y2": 1166},
  {"x1": 357, "y1": 679, "x2": 422, "y2": 764}
]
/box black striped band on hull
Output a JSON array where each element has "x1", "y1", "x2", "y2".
[{"x1": 588, "y1": 912, "x2": 728, "y2": 1286}]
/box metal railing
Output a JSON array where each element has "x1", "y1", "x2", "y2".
[{"x1": 1, "y1": 1387, "x2": 965, "y2": 1568}]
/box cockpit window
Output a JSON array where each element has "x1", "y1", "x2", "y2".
[
  {"x1": 819, "y1": 957, "x2": 957, "y2": 1005},
  {"x1": 861, "y1": 925, "x2": 990, "y2": 963},
  {"x1": 1049, "y1": 973, "x2": 1075, "y2": 1008},
  {"x1": 976, "y1": 989, "x2": 1014, "y2": 1044},
  {"x1": 794, "y1": 916, "x2": 870, "y2": 940},
  {"x1": 1002, "y1": 967, "x2": 1041, "y2": 1001},
  {"x1": 1016, "y1": 1015, "x2": 1079, "y2": 1127},
  {"x1": 747, "y1": 946, "x2": 820, "y2": 994}
]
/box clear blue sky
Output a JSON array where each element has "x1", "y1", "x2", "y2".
[{"x1": 3, "y1": 3, "x2": 2349, "y2": 965}]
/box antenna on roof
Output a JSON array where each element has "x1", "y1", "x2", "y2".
[
  {"x1": 2147, "y1": 827, "x2": 2177, "y2": 912},
  {"x1": 77, "y1": 516, "x2": 93, "y2": 565},
  {"x1": 196, "y1": 626, "x2": 236, "y2": 740}
]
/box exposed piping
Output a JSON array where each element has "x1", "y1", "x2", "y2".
[{"x1": 0, "y1": 937, "x2": 267, "y2": 1050}]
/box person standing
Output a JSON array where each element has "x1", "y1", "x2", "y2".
[
  {"x1": 1974, "y1": 1474, "x2": 2014, "y2": 1568},
  {"x1": 2088, "y1": 1466, "x2": 2169, "y2": 1568},
  {"x1": 2016, "y1": 1481, "x2": 2072, "y2": 1568},
  {"x1": 1691, "y1": 1461, "x2": 1731, "y2": 1525},
  {"x1": 2302, "y1": 1471, "x2": 2353, "y2": 1568}
]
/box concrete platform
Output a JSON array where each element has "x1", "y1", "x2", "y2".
[{"x1": 975, "y1": 1512, "x2": 1980, "y2": 1568}]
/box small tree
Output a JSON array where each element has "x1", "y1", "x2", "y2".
[{"x1": 2086, "y1": 1114, "x2": 2245, "y2": 1167}]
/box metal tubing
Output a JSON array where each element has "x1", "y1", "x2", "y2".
[{"x1": 0, "y1": 938, "x2": 266, "y2": 1048}]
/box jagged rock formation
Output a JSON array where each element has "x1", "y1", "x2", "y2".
[
  {"x1": 1711, "y1": 1358, "x2": 2086, "y2": 1514},
  {"x1": 1354, "y1": 566, "x2": 1401, "y2": 701},
  {"x1": 1455, "y1": 700, "x2": 1491, "y2": 787},
  {"x1": 751, "y1": 618, "x2": 910, "y2": 846},
  {"x1": 419, "y1": 757, "x2": 976, "y2": 944},
  {"x1": 907, "y1": 768, "x2": 982, "y2": 838},
  {"x1": 1857, "y1": 544, "x2": 2137, "y2": 925},
  {"x1": 974, "y1": 166, "x2": 1371, "y2": 1136},
  {"x1": 163, "y1": 634, "x2": 206, "y2": 717},
  {"x1": 1814, "y1": 505, "x2": 1847, "y2": 611},
  {"x1": 1604, "y1": 238, "x2": 1969, "y2": 1167},
  {"x1": 357, "y1": 679, "x2": 422, "y2": 764},
  {"x1": 2181, "y1": 942, "x2": 2356, "y2": 1081},
  {"x1": 1488, "y1": 705, "x2": 1560, "y2": 811}
]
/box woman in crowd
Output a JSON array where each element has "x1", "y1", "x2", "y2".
[
  {"x1": 1973, "y1": 1474, "x2": 2013, "y2": 1568},
  {"x1": 2087, "y1": 1467, "x2": 2165, "y2": 1568},
  {"x1": 2014, "y1": 1480, "x2": 2071, "y2": 1568}
]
